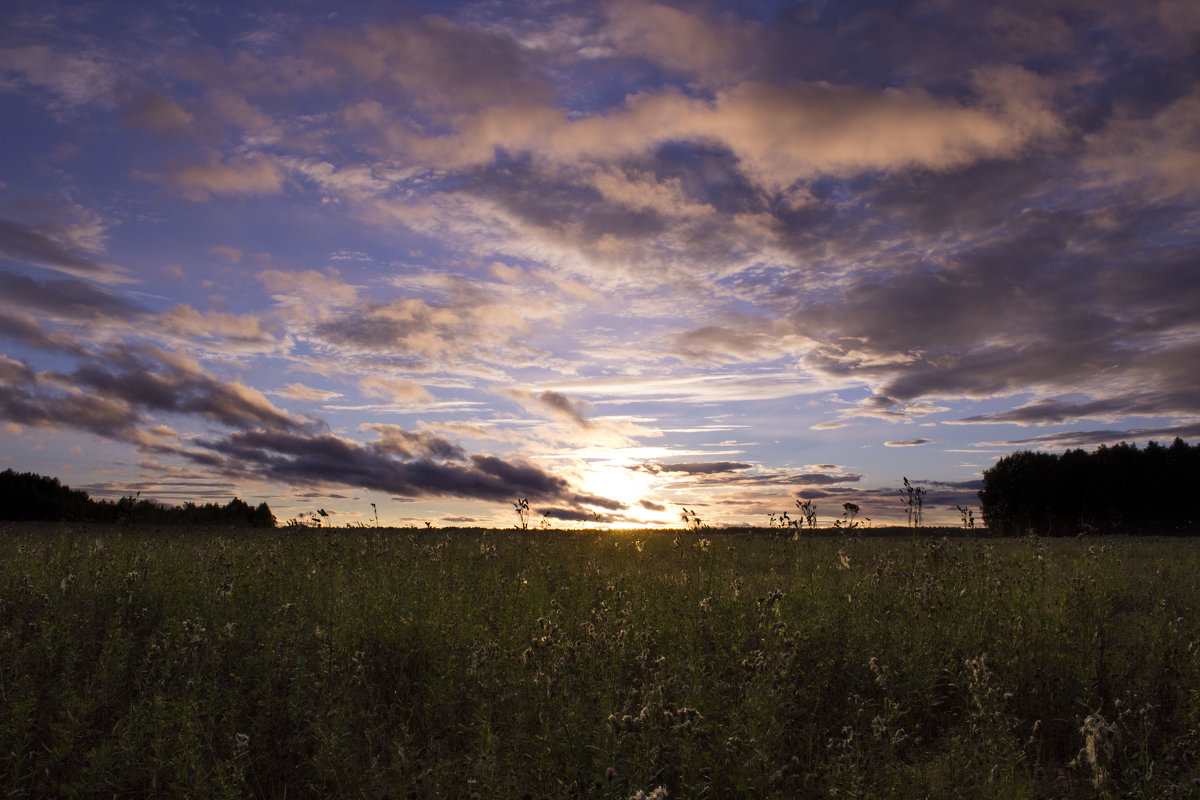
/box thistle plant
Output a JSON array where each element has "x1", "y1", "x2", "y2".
[
  {"x1": 901, "y1": 477, "x2": 926, "y2": 527},
  {"x1": 513, "y1": 497, "x2": 530, "y2": 530},
  {"x1": 956, "y1": 504, "x2": 976, "y2": 530},
  {"x1": 796, "y1": 498, "x2": 817, "y2": 528}
]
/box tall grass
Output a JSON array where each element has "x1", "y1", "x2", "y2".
[{"x1": 1, "y1": 523, "x2": 1197, "y2": 798}]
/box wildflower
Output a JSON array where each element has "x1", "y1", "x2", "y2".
[
  {"x1": 234, "y1": 732, "x2": 250, "y2": 754},
  {"x1": 629, "y1": 788, "x2": 668, "y2": 800},
  {"x1": 606, "y1": 766, "x2": 616, "y2": 779},
  {"x1": 1004, "y1": 692, "x2": 1014, "y2": 700},
  {"x1": 1078, "y1": 713, "x2": 1118, "y2": 791}
]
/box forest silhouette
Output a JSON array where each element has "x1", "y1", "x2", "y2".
[
  {"x1": 979, "y1": 438, "x2": 1200, "y2": 536},
  {"x1": 0, "y1": 469, "x2": 275, "y2": 527}
]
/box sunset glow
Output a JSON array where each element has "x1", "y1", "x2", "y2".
[{"x1": 1, "y1": 0, "x2": 1198, "y2": 527}]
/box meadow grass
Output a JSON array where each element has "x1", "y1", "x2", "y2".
[{"x1": 1, "y1": 523, "x2": 1198, "y2": 798}]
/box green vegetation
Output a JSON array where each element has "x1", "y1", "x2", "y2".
[
  {"x1": 980, "y1": 438, "x2": 1200, "y2": 536},
  {"x1": 1, "y1": 524, "x2": 1198, "y2": 798}
]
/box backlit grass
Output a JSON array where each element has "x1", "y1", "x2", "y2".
[{"x1": 1, "y1": 524, "x2": 1198, "y2": 798}]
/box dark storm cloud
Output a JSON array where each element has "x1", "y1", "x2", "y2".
[
  {"x1": 0, "y1": 220, "x2": 125, "y2": 281},
  {"x1": 197, "y1": 428, "x2": 623, "y2": 509}
]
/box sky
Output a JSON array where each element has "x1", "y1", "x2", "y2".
[{"x1": 1, "y1": 0, "x2": 1198, "y2": 529}]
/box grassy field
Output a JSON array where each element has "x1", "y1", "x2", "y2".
[{"x1": 1, "y1": 523, "x2": 1198, "y2": 798}]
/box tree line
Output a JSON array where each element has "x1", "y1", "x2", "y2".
[
  {"x1": 979, "y1": 438, "x2": 1200, "y2": 536},
  {"x1": 0, "y1": 469, "x2": 276, "y2": 528}
]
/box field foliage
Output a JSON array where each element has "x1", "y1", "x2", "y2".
[{"x1": 1, "y1": 524, "x2": 1199, "y2": 798}]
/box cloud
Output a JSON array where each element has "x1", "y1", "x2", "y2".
[
  {"x1": 535, "y1": 372, "x2": 821, "y2": 404},
  {"x1": 358, "y1": 423, "x2": 465, "y2": 460},
  {"x1": 159, "y1": 304, "x2": 283, "y2": 352},
  {"x1": 791, "y1": 472, "x2": 863, "y2": 486},
  {"x1": 313, "y1": 15, "x2": 552, "y2": 115},
  {"x1": 310, "y1": 292, "x2": 533, "y2": 372},
  {"x1": 602, "y1": 0, "x2": 763, "y2": 87},
  {"x1": 203, "y1": 88, "x2": 275, "y2": 133},
  {"x1": 257, "y1": 268, "x2": 359, "y2": 312},
  {"x1": 145, "y1": 152, "x2": 284, "y2": 201},
  {"x1": 972, "y1": 423, "x2": 1200, "y2": 452},
  {"x1": 391, "y1": 72, "x2": 1061, "y2": 189},
  {"x1": 119, "y1": 88, "x2": 194, "y2": 135},
  {"x1": 535, "y1": 390, "x2": 590, "y2": 426},
  {"x1": 650, "y1": 461, "x2": 750, "y2": 475},
  {"x1": 885, "y1": 438, "x2": 934, "y2": 447},
  {"x1": 273, "y1": 382, "x2": 343, "y2": 403},
  {"x1": 538, "y1": 507, "x2": 618, "y2": 523},
  {"x1": 1082, "y1": 88, "x2": 1200, "y2": 195},
  {"x1": 359, "y1": 375, "x2": 434, "y2": 404},
  {"x1": 65, "y1": 353, "x2": 311, "y2": 434},
  {"x1": 197, "y1": 427, "x2": 621, "y2": 509},
  {"x1": 0, "y1": 309, "x2": 85, "y2": 354},
  {"x1": 0, "y1": 270, "x2": 144, "y2": 319},
  {"x1": 0, "y1": 220, "x2": 129, "y2": 282},
  {"x1": 0, "y1": 354, "x2": 141, "y2": 439},
  {"x1": 506, "y1": 388, "x2": 594, "y2": 428},
  {"x1": 673, "y1": 324, "x2": 807, "y2": 362},
  {"x1": 0, "y1": 337, "x2": 309, "y2": 445},
  {"x1": 0, "y1": 45, "x2": 117, "y2": 111}
]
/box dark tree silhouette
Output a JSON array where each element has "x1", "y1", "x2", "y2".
[
  {"x1": 0, "y1": 469, "x2": 276, "y2": 527},
  {"x1": 979, "y1": 438, "x2": 1200, "y2": 536}
]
